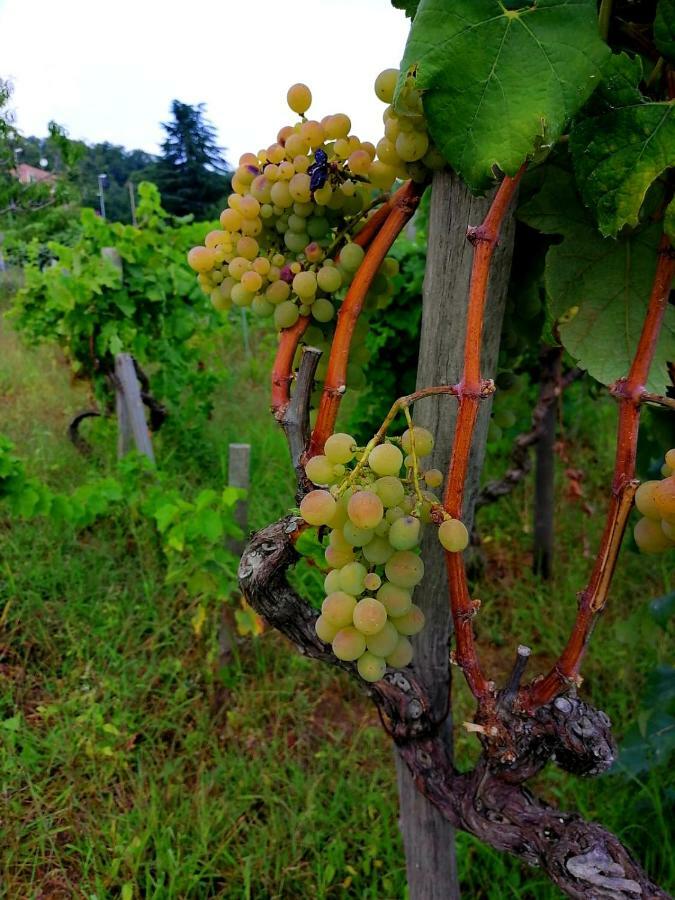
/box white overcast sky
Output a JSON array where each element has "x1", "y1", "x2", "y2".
[{"x1": 0, "y1": 0, "x2": 410, "y2": 167}]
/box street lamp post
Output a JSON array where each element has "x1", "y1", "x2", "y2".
[{"x1": 97, "y1": 173, "x2": 108, "y2": 219}]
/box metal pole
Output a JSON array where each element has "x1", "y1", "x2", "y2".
[{"x1": 128, "y1": 181, "x2": 137, "y2": 226}]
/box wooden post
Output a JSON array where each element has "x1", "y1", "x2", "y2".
[
  {"x1": 394, "y1": 171, "x2": 517, "y2": 899},
  {"x1": 114, "y1": 353, "x2": 155, "y2": 462}
]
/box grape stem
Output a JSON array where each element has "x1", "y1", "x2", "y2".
[
  {"x1": 442, "y1": 166, "x2": 525, "y2": 702},
  {"x1": 308, "y1": 179, "x2": 427, "y2": 457},
  {"x1": 526, "y1": 234, "x2": 675, "y2": 710},
  {"x1": 639, "y1": 390, "x2": 675, "y2": 412},
  {"x1": 270, "y1": 185, "x2": 410, "y2": 422}
]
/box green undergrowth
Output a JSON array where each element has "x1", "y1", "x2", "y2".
[{"x1": 1, "y1": 293, "x2": 673, "y2": 898}]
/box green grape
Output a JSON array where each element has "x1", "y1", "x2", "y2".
[
  {"x1": 363, "y1": 572, "x2": 382, "y2": 592},
  {"x1": 365, "y1": 620, "x2": 399, "y2": 657},
  {"x1": 343, "y1": 521, "x2": 374, "y2": 547},
  {"x1": 317, "y1": 266, "x2": 342, "y2": 293},
  {"x1": 635, "y1": 481, "x2": 661, "y2": 520},
  {"x1": 386, "y1": 636, "x2": 414, "y2": 668},
  {"x1": 324, "y1": 432, "x2": 356, "y2": 465},
  {"x1": 362, "y1": 535, "x2": 395, "y2": 565},
  {"x1": 348, "y1": 490, "x2": 384, "y2": 529},
  {"x1": 324, "y1": 569, "x2": 341, "y2": 594},
  {"x1": 438, "y1": 518, "x2": 469, "y2": 552},
  {"x1": 395, "y1": 130, "x2": 429, "y2": 162},
  {"x1": 231, "y1": 284, "x2": 255, "y2": 307},
  {"x1": 375, "y1": 476, "x2": 405, "y2": 508},
  {"x1": 315, "y1": 614, "x2": 339, "y2": 643},
  {"x1": 377, "y1": 582, "x2": 412, "y2": 617},
  {"x1": 654, "y1": 477, "x2": 675, "y2": 522},
  {"x1": 322, "y1": 591, "x2": 357, "y2": 628},
  {"x1": 274, "y1": 301, "x2": 300, "y2": 329},
  {"x1": 340, "y1": 242, "x2": 365, "y2": 272},
  {"x1": 374, "y1": 68, "x2": 399, "y2": 103},
  {"x1": 332, "y1": 626, "x2": 367, "y2": 661},
  {"x1": 287, "y1": 213, "x2": 308, "y2": 234},
  {"x1": 251, "y1": 296, "x2": 274, "y2": 317},
  {"x1": 338, "y1": 561, "x2": 368, "y2": 596},
  {"x1": 634, "y1": 517, "x2": 675, "y2": 553},
  {"x1": 368, "y1": 443, "x2": 403, "y2": 477},
  {"x1": 353, "y1": 597, "x2": 387, "y2": 635},
  {"x1": 385, "y1": 551, "x2": 425, "y2": 588},
  {"x1": 305, "y1": 454, "x2": 337, "y2": 486},
  {"x1": 311, "y1": 298, "x2": 335, "y2": 323},
  {"x1": 307, "y1": 216, "x2": 331, "y2": 238},
  {"x1": 329, "y1": 528, "x2": 353, "y2": 553},
  {"x1": 357, "y1": 651, "x2": 386, "y2": 682},
  {"x1": 285, "y1": 231, "x2": 309, "y2": 253},
  {"x1": 374, "y1": 519, "x2": 390, "y2": 537},
  {"x1": 266, "y1": 280, "x2": 291, "y2": 304},
  {"x1": 325, "y1": 545, "x2": 355, "y2": 569},
  {"x1": 385, "y1": 506, "x2": 405, "y2": 525},
  {"x1": 391, "y1": 603, "x2": 425, "y2": 635},
  {"x1": 388, "y1": 515, "x2": 422, "y2": 551},
  {"x1": 293, "y1": 270, "x2": 317, "y2": 300},
  {"x1": 423, "y1": 469, "x2": 443, "y2": 489},
  {"x1": 401, "y1": 426, "x2": 434, "y2": 457},
  {"x1": 299, "y1": 489, "x2": 336, "y2": 526}
]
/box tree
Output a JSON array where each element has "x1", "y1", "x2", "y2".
[{"x1": 154, "y1": 100, "x2": 231, "y2": 218}]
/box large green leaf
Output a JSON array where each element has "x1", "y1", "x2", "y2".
[
  {"x1": 397, "y1": 0, "x2": 608, "y2": 192},
  {"x1": 655, "y1": 0, "x2": 675, "y2": 61},
  {"x1": 518, "y1": 166, "x2": 675, "y2": 392},
  {"x1": 570, "y1": 100, "x2": 675, "y2": 237}
]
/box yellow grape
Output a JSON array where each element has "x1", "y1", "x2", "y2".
[
  {"x1": 665, "y1": 448, "x2": 675, "y2": 469},
  {"x1": 375, "y1": 476, "x2": 405, "y2": 508},
  {"x1": 368, "y1": 443, "x2": 403, "y2": 477},
  {"x1": 374, "y1": 68, "x2": 399, "y2": 104},
  {"x1": 391, "y1": 604, "x2": 425, "y2": 636},
  {"x1": 423, "y1": 469, "x2": 443, "y2": 489},
  {"x1": 324, "y1": 569, "x2": 341, "y2": 594},
  {"x1": 305, "y1": 454, "x2": 337, "y2": 486},
  {"x1": 338, "y1": 561, "x2": 368, "y2": 596},
  {"x1": 634, "y1": 516, "x2": 674, "y2": 553},
  {"x1": 325, "y1": 545, "x2": 355, "y2": 569},
  {"x1": 315, "y1": 614, "x2": 339, "y2": 643},
  {"x1": 352, "y1": 597, "x2": 387, "y2": 635},
  {"x1": 287, "y1": 83, "x2": 312, "y2": 114},
  {"x1": 348, "y1": 490, "x2": 384, "y2": 529},
  {"x1": 401, "y1": 426, "x2": 434, "y2": 457},
  {"x1": 634, "y1": 481, "x2": 661, "y2": 520},
  {"x1": 324, "y1": 432, "x2": 356, "y2": 464},
  {"x1": 365, "y1": 620, "x2": 399, "y2": 657},
  {"x1": 299, "y1": 489, "x2": 336, "y2": 526},
  {"x1": 322, "y1": 591, "x2": 357, "y2": 628},
  {"x1": 386, "y1": 636, "x2": 414, "y2": 668},
  {"x1": 187, "y1": 246, "x2": 216, "y2": 273},
  {"x1": 438, "y1": 518, "x2": 469, "y2": 552},
  {"x1": 332, "y1": 626, "x2": 367, "y2": 661},
  {"x1": 653, "y1": 477, "x2": 675, "y2": 522},
  {"x1": 342, "y1": 521, "x2": 374, "y2": 547},
  {"x1": 357, "y1": 651, "x2": 386, "y2": 683},
  {"x1": 363, "y1": 572, "x2": 382, "y2": 592},
  {"x1": 385, "y1": 551, "x2": 425, "y2": 588},
  {"x1": 376, "y1": 582, "x2": 412, "y2": 617}
]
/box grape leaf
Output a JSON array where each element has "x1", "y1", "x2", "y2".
[
  {"x1": 654, "y1": 0, "x2": 675, "y2": 61},
  {"x1": 397, "y1": 0, "x2": 608, "y2": 192},
  {"x1": 570, "y1": 100, "x2": 675, "y2": 237},
  {"x1": 518, "y1": 166, "x2": 675, "y2": 392}
]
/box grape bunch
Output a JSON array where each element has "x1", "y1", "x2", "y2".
[
  {"x1": 633, "y1": 448, "x2": 675, "y2": 553},
  {"x1": 186, "y1": 69, "x2": 444, "y2": 334},
  {"x1": 298, "y1": 427, "x2": 469, "y2": 682}
]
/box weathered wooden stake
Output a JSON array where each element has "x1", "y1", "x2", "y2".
[{"x1": 114, "y1": 353, "x2": 155, "y2": 462}]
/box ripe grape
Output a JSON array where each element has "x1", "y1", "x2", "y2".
[
  {"x1": 340, "y1": 242, "x2": 365, "y2": 272},
  {"x1": 385, "y1": 506, "x2": 405, "y2": 525},
  {"x1": 374, "y1": 476, "x2": 405, "y2": 508},
  {"x1": 305, "y1": 455, "x2": 337, "y2": 486},
  {"x1": 317, "y1": 266, "x2": 342, "y2": 293},
  {"x1": 311, "y1": 298, "x2": 335, "y2": 323},
  {"x1": 329, "y1": 529, "x2": 353, "y2": 553},
  {"x1": 338, "y1": 561, "x2": 368, "y2": 595},
  {"x1": 348, "y1": 490, "x2": 384, "y2": 529},
  {"x1": 324, "y1": 569, "x2": 341, "y2": 594},
  {"x1": 343, "y1": 521, "x2": 374, "y2": 547},
  {"x1": 377, "y1": 581, "x2": 412, "y2": 616},
  {"x1": 365, "y1": 620, "x2": 399, "y2": 657},
  {"x1": 187, "y1": 246, "x2": 216, "y2": 272},
  {"x1": 666, "y1": 448, "x2": 675, "y2": 469},
  {"x1": 395, "y1": 130, "x2": 429, "y2": 162},
  {"x1": 388, "y1": 515, "x2": 422, "y2": 551},
  {"x1": 438, "y1": 518, "x2": 469, "y2": 552},
  {"x1": 332, "y1": 626, "x2": 367, "y2": 661},
  {"x1": 315, "y1": 614, "x2": 339, "y2": 643},
  {"x1": 423, "y1": 469, "x2": 443, "y2": 489},
  {"x1": 293, "y1": 270, "x2": 317, "y2": 300},
  {"x1": 357, "y1": 651, "x2": 386, "y2": 682},
  {"x1": 299, "y1": 489, "x2": 336, "y2": 526},
  {"x1": 385, "y1": 550, "x2": 425, "y2": 588},
  {"x1": 391, "y1": 604, "x2": 425, "y2": 635},
  {"x1": 287, "y1": 83, "x2": 312, "y2": 114},
  {"x1": 634, "y1": 481, "x2": 661, "y2": 519},
  {"x1": 368, "y1": 443, "x2": 403, "y2": 476},
  {"x1": 653, "y1": 477, "x2": 675, "y2": 522},
  {"x1": 274, "y1": 301, "x2": 300, "y2": 329},
  {"x1": 362, "y1": 535, "x2": 395, "y2": 565},
  {"x1": 322, "y1": 591, "x2": 357, "y2": 628},
  {"x1": 401, "y1": 426, "x2": 434, "y2": 457},
  {"x1": 353, "y1": 597, "x2": 387, "y2": 635},
  {"x1": 386, "y1": 636, "x2": 414, "y2": 668},
  {"x1": 363, "y1": 572, "x2": 382, "y2": 592},
  {"x1": 634, "y1": 516, "x2": 675, "y2": 553},
  {"x1": 325, "y1": 545, "x2": 355, "y2": 569},
  {"x1": 374, "y1": 68, "x2": 399, "y2": 104}
]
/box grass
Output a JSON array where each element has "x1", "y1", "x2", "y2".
[{"x1": 1, "y1": 285, "x2": 673, "y2": 899}]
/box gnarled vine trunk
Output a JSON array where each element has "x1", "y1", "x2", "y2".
[{"x1": 394, "y1": 170, "x2": 516, "y2": 899}]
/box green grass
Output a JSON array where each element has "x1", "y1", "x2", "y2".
[{"x1": 1, "y1": 291, "x2": 673, "y2": 898}]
